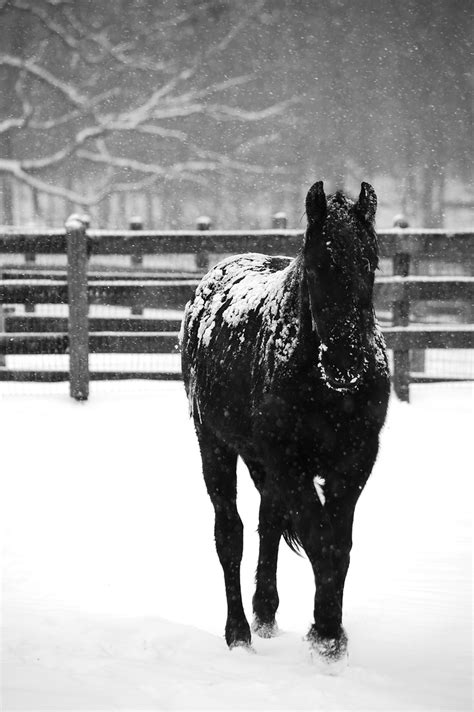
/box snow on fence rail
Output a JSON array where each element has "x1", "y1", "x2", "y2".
[{"x1": 0, "y1": 216, "x2": 473, "y2": 402}]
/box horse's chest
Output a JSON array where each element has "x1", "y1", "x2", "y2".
[{"x1": 253, "y1": 386, "x2": 376, "y2": 459}]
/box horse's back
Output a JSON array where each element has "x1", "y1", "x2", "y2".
[{"x1": 181, "y1": 252, "x2": 294, "y2": 440}]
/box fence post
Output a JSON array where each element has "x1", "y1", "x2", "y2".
[
  {"x1": 196, "y1": 216, "x2": 211, "y2": 272},
  {"x1": 130, "y1": 216, "x2": 144, "y2": 316},
  {"x1": 0, "y1": 307, "x2": 6, "y2": 368},
  {"x1": 392, "y1": 214, "x2": 410, "y2": 402},
  {"x1": 272, "y1": 212, "x2": 288, "y2": 229},
  {"x1": 24, "y1": 245, "x2": 36, "y2": 313},
  {"x1": 130, "y1": 216, "x2": 144, "y2": 267},
  {"x1": 66, "y1": 215, "x2": 89, "y2": 401}
]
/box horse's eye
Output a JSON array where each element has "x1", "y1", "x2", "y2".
[{"x1": 363, "y1": 257, "x2": 371, "y2": 273}]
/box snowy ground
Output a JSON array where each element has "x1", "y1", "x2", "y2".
[{"x1": 1, "y1": 380, "x2": 472, "y2": 711}]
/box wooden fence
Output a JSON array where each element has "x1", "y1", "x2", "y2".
[{"x1": 0, "y1": 216, "x2": 473, "y2": 402}]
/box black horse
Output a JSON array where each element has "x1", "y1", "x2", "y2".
[{"x1": 181, "y1": 181, "x2": 390, "y2": 664}]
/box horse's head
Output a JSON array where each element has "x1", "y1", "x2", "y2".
[{"x1": 303, "y1": 180, "x2": 379, "y2": 392}]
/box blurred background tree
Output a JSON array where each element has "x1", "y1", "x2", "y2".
[{"x1": 0, "y1": 0, "x2": 472, "y2": 228}]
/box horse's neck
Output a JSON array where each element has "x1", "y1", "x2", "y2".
[
  {"x1": 266, "y1": 257, "x2": 314, "y2": 342},
  {"x1": 275, "y1": 258, "x2": 306, "y2": 321},
  {"x1": 291, "y1": 258, "x2": 315, "y2": 341}
]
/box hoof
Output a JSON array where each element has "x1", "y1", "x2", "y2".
[
  {"x1": 229, "y1": 639, "x2": 256, "y2": 654},
  {"x1": 225, "y1": 620, "x2": 252, "y2": 650},
  {"x1": 307, "y1": 628, "x2": 348, "y2": 674},
  {"x1": 251, "y1": 617, "x2": 279, "y2": 639}
]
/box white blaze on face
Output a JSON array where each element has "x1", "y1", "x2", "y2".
[{"x1": 313, "y1": 476, "x2": 326, "y2": 506}]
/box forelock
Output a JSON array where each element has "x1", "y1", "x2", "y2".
[{"x1": 323, "y1": 193, "x2": 377, "y2": 269}]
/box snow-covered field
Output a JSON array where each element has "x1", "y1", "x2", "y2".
[{"x1": 1, "y1": 380, "x2": 472, "y2": 711}]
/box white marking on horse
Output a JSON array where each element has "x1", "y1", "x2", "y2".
[{"x1": 313, "y1": 476, "x2": 326, "y2": 506}]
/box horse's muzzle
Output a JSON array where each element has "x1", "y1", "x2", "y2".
[{"x1": 318, "y1": 344, "x2": 366, "y2": 392}]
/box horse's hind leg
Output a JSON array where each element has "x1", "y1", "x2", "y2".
[
  {"x1": 253, "y1": 492, "x2": 286, "y2": 638},
  {"x1": 244, "y1": 458, "x2": 285, "y2": 638},
  {"x1": 239, "y1": 457, "x2": 283, "y2": 638},
  {"x1": 197, "y1": 426, "x2": 251, "y2": 649}
]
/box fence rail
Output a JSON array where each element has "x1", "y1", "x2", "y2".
[
  {"x1": 1, "y1": 276, "x2": 473, "y2": 308},
  {"x1": 0, "y1": 217, "x2": 473, "y2": 401},
  {"x1": 0, "y1": 227, "x2": 473, "y2": 257},
  {"x1": 1, "y1": 326, "x2": 473, "y2": 355}
]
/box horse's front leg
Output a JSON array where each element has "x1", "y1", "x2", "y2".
[
  {"x1": 291, "y1": 480, "x2": 347, "y2": 662},
  {"x1": 327, "y1": 441, "x2": 379, "y2": 610},
  {"x1": 325, "y1": 500, "x2": 355, "y2": 611},
  {"x1": 252, "y1": 488, "x2": 286, "y2": 638}
]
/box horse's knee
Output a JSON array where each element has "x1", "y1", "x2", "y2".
[{"x1": 213, "y1": 503, "x2": 244, "y2": 564}]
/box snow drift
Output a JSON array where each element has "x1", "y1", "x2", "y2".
[{"x1": 1, "y1": 381, "x2": 472, "y2": 710}]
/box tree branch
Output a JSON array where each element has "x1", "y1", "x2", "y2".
[
  {"x1": 206, "y1": 97, "x2": 299, "y2": 122},
  {"x1": 62, "y1": 6, "x2": 173, "y2": 72},
  {"x1": 11, "y1": 0, "x2": 81, "y2": 52},
  {"x1": 206, "y1": 0, "x2": 266, "y2": 57},
  {"x1": 0, "y1": 54, "x2": 87, "y2": 107},
  {"x1": 0, "y1": 158, "x2": 108, "y2": 206}
]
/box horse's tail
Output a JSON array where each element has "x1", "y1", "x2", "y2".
[{"x1": 282, "y1": 521, "x2": 303, "y2": 556}]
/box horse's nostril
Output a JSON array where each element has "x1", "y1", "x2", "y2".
[{"x1": 329, "y1": 370, "x2": 360, "y2": 387}]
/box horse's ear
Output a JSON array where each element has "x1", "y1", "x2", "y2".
[
  {"x1": 356, "y1": 182, "x2": 377, "y2": 224},
  {"x1": 306, "y1": 181, "x2": 327, "y2": 225}
]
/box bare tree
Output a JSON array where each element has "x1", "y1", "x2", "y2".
[
  {"x1": 1, "y1": 0, "x2": 471, "y2": 227},
  {"x1": 0, "y1": 0, "x2": 292, "y2": 222}
]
